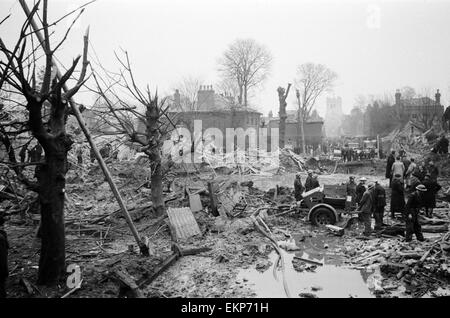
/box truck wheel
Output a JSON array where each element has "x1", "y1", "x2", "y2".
[{"x1": 310, "y1": 207, "x2": 337, "y2": 226}]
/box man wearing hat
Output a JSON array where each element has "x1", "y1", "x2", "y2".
[
  {"x1": 355, "y1": 177, "x2": 367, "y2": 205},
  {"x1": 305, "y1": 170, "x2": 314, "y2": 192},
  {"x1": 294, "y1": 173, "x2": 305, "y2": 201},
  {"x1": 404, "y1": 184, "x2": 426, "y2": 242},
  {"x1": 357, "y1": 182, "x2": 375, "y2": 237}
]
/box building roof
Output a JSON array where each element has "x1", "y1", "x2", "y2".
[{"x1": 399, "y1": 96, "x2": 436, "y2": 107}]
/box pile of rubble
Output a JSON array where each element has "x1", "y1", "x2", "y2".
[{"x1": 342, "y1": 232, "x2": 450, "y2": 296}]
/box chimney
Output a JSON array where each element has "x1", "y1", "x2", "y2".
[
  {"x1": 268, "y1": 110, "x2": 273, "y2": 118},
  {"x1": 435, "y1": 89, "x2": 441, "y2": 105},
  {"x1": 197, "y1": 84, "x2": 215, "y2": 110},
  {"x1": 174, "y1": 89, "x2": 181, "y2": 109},
  {"x1": 395, "y1": 89, "x2": 401, "y2": 105}
]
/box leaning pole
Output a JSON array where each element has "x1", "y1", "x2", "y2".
[{"x1": 19, "y1": 0, "x2": 149, "y2": 255}]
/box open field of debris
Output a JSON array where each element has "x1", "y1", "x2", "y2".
[{"x1": 2, "y1": 148, "x2": 450, "y2": 298}]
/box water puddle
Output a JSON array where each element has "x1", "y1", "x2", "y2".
[{"x1": 237, "y1": 233, "x2": 376, "y2": 298}]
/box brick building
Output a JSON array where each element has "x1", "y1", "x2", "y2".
[{"x1": 394, "y1": 89, "x2": 444, "y2": 127}]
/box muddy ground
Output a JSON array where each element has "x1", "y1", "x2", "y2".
[{"x1": 2, "y1": 158, "x2": 450, "y2": 298}]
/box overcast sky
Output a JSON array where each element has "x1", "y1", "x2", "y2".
[{"x1": 1, "y1": 0, "x2": 450, "y2": 116}]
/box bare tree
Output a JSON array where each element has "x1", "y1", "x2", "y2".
[
  {"x1": 218, "y1": 38, "x2": 272, "y2": 107},
  {"x1": 216, "y1": 77, "x2": 240, "y2": 106},
  {"x1": 90, "y1": 50, "x2": 172, "y2": 216},
  {"x1": 0, "y1": 0, "x2": 90, "y2": 285},
  {"x1": 171, "y1": 76, "x2": 203, "y2": 111},
  {"x1": 294, "y1": 63, "x2": 337, "y2": 153},
  {"x1": 400, "y1": 86, "x2": 416, "y2": 99}
]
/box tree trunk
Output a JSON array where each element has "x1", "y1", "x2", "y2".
[
  {"x1": 244, "y1": 85, "x2": 248, "y2": 107},
  {"x1": 300, "y1": 115, "x2": 306, "y2": 154},
  {"x1": 36, "y1": 135, "x2": 71, "y2": 285},
  {"x1": 279, "y1": 114, "x2": 286, "y2": 149},
  {"x1": 146, "y1": 99, "x2": 165, "y2": 217},
  {"x1": 238, "y1": 86, "x2": 243, "y2": 106}
]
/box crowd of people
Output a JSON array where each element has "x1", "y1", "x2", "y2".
[{"x1": 293, "y1": 147, "x2": 443, "y2": 242}]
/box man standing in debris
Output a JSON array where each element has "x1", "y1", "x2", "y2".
[
  {"x1": 404, "y1": 185, "x2": 426, "y2": 242},
  {"x1": 305, "y1": 170, "x2": 314, "y2": 192},
  {"x1": 372, "y1": 181, "x2": 386, "y2": 231},
  {"x1": 357, "y1": 183, "x2": 375, "y2": 237},
  {"x1": 356, "y1": 177, "x2": 367, "y2": 205},
  {"x1": 422, "y1": 174, "x2": 441, "y2": 218},
  {"x1": 407, "y1": 170, "x2": 422, "y2": 195},
  {"x1": 19, "y1": 142, "x2": 29, "y2": 164},
  {"x1": 427, "y1": 161, "x2": 439, "y2": 182},
  {"x1": 404, "y1": 158, "x2": 417, "y2": 184},
  {"x1": 402, "y1": 156, "x2": 411, "y2": 176},
  {"x1": 294, "y1": 173, "x2": 305, "y2": 201},
  {"x1": 346, "y1": 176, "x2": 357, "y2": 209},
  {"x1": 311, "y1": 174, "x2": 320, "y2": 189},
  {"x1": 391, "y1": 156, "x2": 405, "y2": 183},
  {"x1": 0, "y1": 213, "x2": 8, "y2": 298},
  {"x1": 390, "y1": 173, "x2": 405, "y2": 219},
  {"x1": 386, "y1": 150, "x2": 395, "y2": 187}
]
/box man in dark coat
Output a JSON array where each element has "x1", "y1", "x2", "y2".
[
  {"x1": 390, "y1": 174, "x2": 405, "y2": 219},
  {"x1": 404, "y1": 184, "x2": 426, "y2": 242},
  {"x1": 386, "y1": 150, "x2": 395, "y2": 187},
  {"x1": 294, "y1": 173, "x2": 305, "y2": 201},
  {"x1": 304, "y1": 170, "x2": 314, "y2": 192},
  {"x1": 357, "y1": 183, "x2": 375, "y2": 236},
  {"x1": 355, "y1": 177, "x2": 367, "y2": 205},
  {"x1": 416, "y1": 163, "x2": 426, "y2": 182},
  {"x1": 0, "y1": 213, "x2": 8, "y2": 298},
  {"x1": 407, "y1": 171, "x2": 422, "y2": 195},
  {"x1": 311, "y1": 174, "x2": 320, "y2": 189},
  {"x1": 372, "y1": 181, "x2": 386, "y2": 231},
  {"x1": 422, "y1": 174, "x2": 441, "y2": 218}
]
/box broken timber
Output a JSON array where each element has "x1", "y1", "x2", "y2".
[
  {"x1": 137, "y1": 244, "x2": 211, "y2": 288},
  {"x1": 20, "y1": 0, "x2": 148, "y2": 255}
]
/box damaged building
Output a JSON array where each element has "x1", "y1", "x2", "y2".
[{"x1": 394, "y1": 89, "x2": 444, "y2": 128}]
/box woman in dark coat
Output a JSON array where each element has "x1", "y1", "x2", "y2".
[
  {"x1": 390, "y1": 173, "x2": 405, "y2": 218},
  {"x1": 386, "y1": 151, "x2": 395, "y2": 187},
  {"x1": 422, "y1": 174, "x2": 442, "y2": 218}
]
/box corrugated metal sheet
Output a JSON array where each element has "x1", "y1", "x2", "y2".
[{"x1": 167, "y1": 207, "x2": 201, "y2": 241}]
